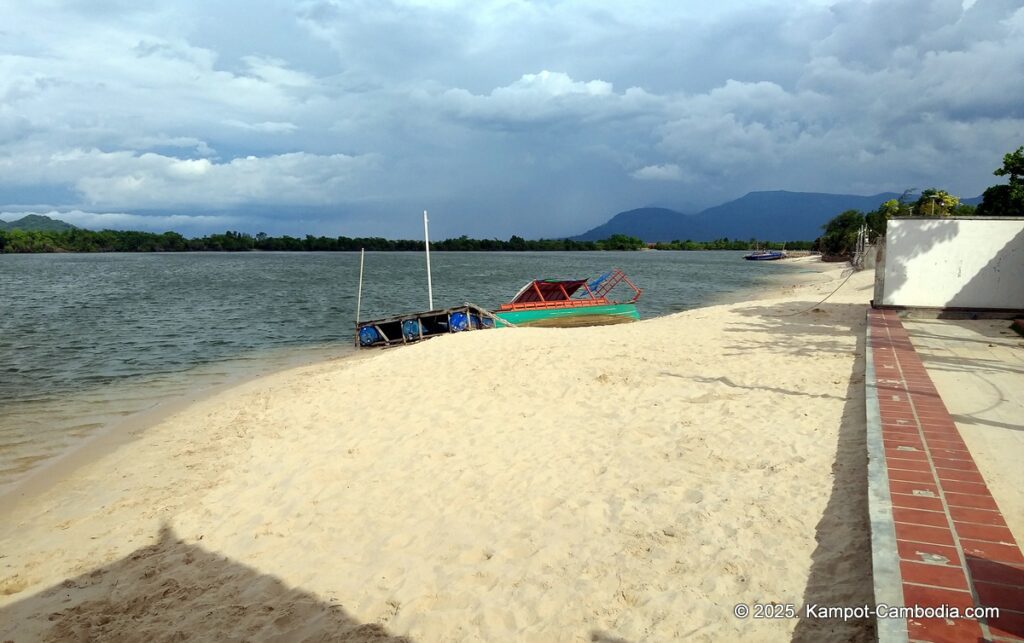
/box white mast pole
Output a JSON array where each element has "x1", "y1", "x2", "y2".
[
  {"x1": 424, "y1": 210, "x2": 434, "y2": 309},
  {"x1": 355, "y1": 247, "x2": 365, "y2": 321}
]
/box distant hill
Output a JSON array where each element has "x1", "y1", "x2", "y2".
[
  {"x1": 0, "y1": 214, "x2": 77, "y2": 232},
  {"x1": 575, "y1": 191, "x2": 908, "y2": 242},
  {"x1": 694, "y1": 190, "x2": 903, "y2": 241},
  {"x1": 573, "y1": 207, "x2": 711, "y2": 241}
]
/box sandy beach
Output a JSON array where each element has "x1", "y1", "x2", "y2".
[{"x1": 0, "y1": 262, "x2": 877, "y2": 641}]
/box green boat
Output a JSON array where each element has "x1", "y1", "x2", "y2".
[{"x1": 493, "y1": 269, "x2": 642, "y2": 328}]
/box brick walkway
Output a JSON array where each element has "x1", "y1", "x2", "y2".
[{"x1": 867, "y1": 309, "x2": 1024, "y2": 642}]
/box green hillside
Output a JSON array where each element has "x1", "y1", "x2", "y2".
[{"x1": 0, "y1": 214, "x2": 77, "y2": 232}]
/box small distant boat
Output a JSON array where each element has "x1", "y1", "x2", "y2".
[
  {"x1": 493, "y1": 268, "x2": 642, "y2": 327},
  {"x1": 744, "y1": 249, "x2": 787, "y2": 261}
]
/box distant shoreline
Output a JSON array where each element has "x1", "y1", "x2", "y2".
[
  {"x1": 1, "y1": 225, "x2": 817, "y2": 253},
  {"x1": 0, "y1": 247, "x2": 819, "y2": 253}
]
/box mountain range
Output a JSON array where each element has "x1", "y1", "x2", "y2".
[
  {"x1": 4, "y1": 191, "x2": 985, "y2": 241},
  {"x1": 574, "y1": 190, "x2": 981, "y2": 242}
]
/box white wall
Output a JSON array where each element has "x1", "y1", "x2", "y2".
[{"x1": 880, "y1": 217, "x2": 1024, "y2": 309}]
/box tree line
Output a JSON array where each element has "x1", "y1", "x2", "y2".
[
  {"x1": 0, "y1": 230, "x2": 655, "y2": 254},
  {"x1": 0, "y1": 229, "x2": 820, "y2": 254},
  {"x1": 649, "y1": 239, "x2": 815, "y2": 251},
  {"x1": 819, "y1": 146, "x2": 1023, "y2": 257}
]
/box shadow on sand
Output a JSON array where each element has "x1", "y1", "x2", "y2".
[
  {"x1": 0, "y1": 524, "x2": 411, "y2": 642},
  {"x1": 725, "y1": 301, "x2": 876, "y2": 642}
]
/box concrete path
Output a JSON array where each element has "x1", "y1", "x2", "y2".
[
  {"x1": 866, "y1": 310, "x2": 1024, "y2": 642},
  {"x1": 901, "y1": 317, "x2": 1024, "y2": 547}
]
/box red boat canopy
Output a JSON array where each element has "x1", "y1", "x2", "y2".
[
  {"x1": 510, "y1": 279, "x2": 588, "y2": 303},
  {"x1": 503, "y1": 269, "x2": 642, "y2": 310}
]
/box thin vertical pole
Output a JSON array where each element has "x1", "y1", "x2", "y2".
[
  {"x1": 355, "y1": 247, "x2": 365, "y2": 326},
  {"x1": 424, "y1": 210, "x2": 434, "y2": 310}
]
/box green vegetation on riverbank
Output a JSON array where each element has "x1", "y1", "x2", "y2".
[
  {"x1": 648, "y1": 239, "x2": 814, "y2": 251},
  {"x1": 0, "y1": 229, "x2": 814, "y2": 254},
  {"x1": 0, "y1": 230, "x2": 649, "y2": 253}
]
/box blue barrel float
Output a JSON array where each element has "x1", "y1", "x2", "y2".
[
  {"x1": 358, "y1": 325, "x2": 380, "y2": 346},
  {"x1": 402, "y1": 319, "x2": 422, "y2": 341},
  {"x1": 449, "y1": 311, "x2": 470, "y2": 332},
  {"x1": 450, "y1": 311, "x2": 468, "y2": 331},
  {"x1": 449, "y1": 312, "x2": 490, "y2": 331}
]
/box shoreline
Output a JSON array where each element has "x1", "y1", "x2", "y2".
[
  {"x1": 0, "y1": 345, "x2": 368, "y2": 514},
  {"x1": 0, "y1": 259, "x2": 876, "y2": 641},
  {"x1": 0, "y1": 255, "x2": 836, "y2": 513}
]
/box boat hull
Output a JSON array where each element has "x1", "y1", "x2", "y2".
[{"x1": 494, "y1": 303, "x2": 639, "y2": 328}]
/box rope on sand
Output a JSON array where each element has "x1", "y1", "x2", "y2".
[{"x1": 776, "y1": 266, "x2": 859, "y2": 317}]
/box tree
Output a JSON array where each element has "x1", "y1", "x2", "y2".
[
  {"x1": 862, "y1": 199, "x2": 900, "y2": 240},
  {"x1": 820, "y1": 209, "x2": 865, "y2": 256},
  {"x1": 507, "y1": 235, "x2": 527, "y2": 251},
  {"x1": 994, "y1": 146, "x2": 1024, "y2": 199},
  {"x1": 596, "y1": 234, "x2": 644, "y2": 250},
  {"x1": 976, "y1": 185, "x2": 1015, "y2": 217},
  {"x1": 913, "y1": 188, "x2": 959, "y2": 217},
  {"x1": 977, "y1": 146, "x2": 1024, "y2": 216}
]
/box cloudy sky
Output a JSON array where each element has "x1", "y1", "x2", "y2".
[{"x1": 1, "y1": 0, "x2": 1022, "y2": 238}]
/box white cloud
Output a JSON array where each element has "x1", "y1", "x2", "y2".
[
  {"x1": 437, "y1": 70, "x2": 658, "y2": 126},
  {"x1": 631, "y1": 164, "x2": 686, "y2": 181},
  {"x1": 505, "y1": 71, "x2": 613, "y2": 98},
  {"x1": 0, "y1": 148, "x2": 378, "y2": 209},
  {"x1": 223, "y1": 120, "x2": 299, "y2": 133},
  {"x1": 122, "y1": 135, "x2": 217, "y2": 156}
]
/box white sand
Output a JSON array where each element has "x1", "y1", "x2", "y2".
[{"x1": 0, "y1": 263, "x2": 876, "y2": 642}]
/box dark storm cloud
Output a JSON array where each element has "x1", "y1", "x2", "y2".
[{"x1": 1, "y1": 0, "x2": 1022, "y2": 237}]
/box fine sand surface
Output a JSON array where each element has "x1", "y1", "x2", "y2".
[{"x1": 0, "y1": 262, "x2": 876, "y2": 642}]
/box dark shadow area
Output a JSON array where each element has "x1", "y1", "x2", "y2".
[
  {"x1": 788, "y1": 314, "x2": 875, "y2": 642},
  {"x1": 905, "y1": 313, "x2": 1024, "y2": 344},
  {"x1": 921, "y1": 316, "x2": 1024, "y2": 339},
  {"x1": 588, "y1": 631, "x2": 632, "y2": 642},
  {"x1": 0, "y1": 524, "x2": 412, "y2": 642},
  {"x1": 908, "y1": 352, "x2": 1024, "y2": 377},
  {"x1": 965, "y1": 555, "x2": 1024, "y2": 639},
  {"x1": 721, "y1": 301, "x2": 870, "y2": 360},
  {"x1": 950, "y1": 414, "x2": 1024, "y2": 432},
  {"x1": 659, "y1": 372, "x2": 846, "y2": 401},
  {"x1": 900, "y1": 322, "x2": 1024, "y2": 345},
  {"x1": 933, "y1": 311, "x2": 1022, "y2": 319},
  {"x1": 947, "y1": 225, "x2": 1024, "y2": 310}
]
